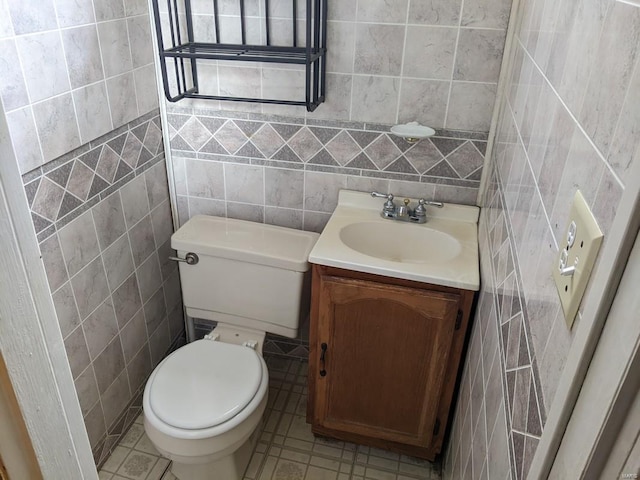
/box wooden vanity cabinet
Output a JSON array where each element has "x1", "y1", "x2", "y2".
[{"x1": 307, "y1": 265, "x2": 475, "y2": 460}]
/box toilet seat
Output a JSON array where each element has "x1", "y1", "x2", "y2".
[{"x1": 147, "y1": 340, "x2": 263, "y2": 430}]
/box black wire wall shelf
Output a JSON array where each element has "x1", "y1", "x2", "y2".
[{"x1": 151, "y1": 0, "x2": 327, "y2": 112}]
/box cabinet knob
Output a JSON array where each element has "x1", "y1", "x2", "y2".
[{"x1": 320, "y1": 343, "x2": 327, "y2": 377}]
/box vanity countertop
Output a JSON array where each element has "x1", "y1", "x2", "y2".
[{"x1": 308, "y1": 190, "x2": 480, "y2": 291}]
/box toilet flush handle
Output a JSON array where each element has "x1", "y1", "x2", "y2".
[{"x1": 169, "y1": 252, "x2": 199, "y2": 265}]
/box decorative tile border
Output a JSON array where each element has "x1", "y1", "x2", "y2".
[
  {"x1": 22, "y1": 110, "x2": 165, "y2": 242},
  {"x1": 166, "y1": 106, "x2": 487, "y2": 189},
  {"x1": 483, "y1": 162, "x2": 546, "y2": 480}
]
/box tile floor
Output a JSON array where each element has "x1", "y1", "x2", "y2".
[{"x1": 98, "y1": 357, "x2": 441, "y2": 480}]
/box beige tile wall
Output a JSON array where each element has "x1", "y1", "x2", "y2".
[
  {"x1": 37, "y1": 156, "x2": 184, "y2": 465},
  {"x1": 0, "y1": 0, "x2": 159, "y2": 173},
  {"x1": 160, "y1": 0, "x2": 512, "y2": 132},
  {"x1": 444, "y1": 0, "x2": 640, "y2": 479}
]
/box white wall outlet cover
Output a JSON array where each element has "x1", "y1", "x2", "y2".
[{"x1": 553, "y1": 190, "x2": 604, "y2": 329}]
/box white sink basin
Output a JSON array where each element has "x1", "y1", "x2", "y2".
[
  {"x1": 339, "y1": 222, "x2": 462, "y2": 264},
  {"x1": 308, "y1": 190, "x2": 480, "y2": 290}
]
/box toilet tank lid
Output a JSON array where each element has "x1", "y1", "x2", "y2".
[{"x1": 172, "y1": 216, "x2": 320, "y2": 272}]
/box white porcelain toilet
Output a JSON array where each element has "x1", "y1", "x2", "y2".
[{"x1": 143, "y1": 215, "x2": 319, "y2": 480}]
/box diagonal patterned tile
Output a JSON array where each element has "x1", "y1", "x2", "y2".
[
  {"x1": 288, "y1": 345, "x2": 309, "y2": 358},
  {"x1": 527, "y1": 381, "x2": 542, "y2": 436},
  {"x1": 88, "y1": 174, "x2": 110, "y2": 199},
  {"x1": 131, "y1": 123, "x2": 148, "y2": 142},
  {"x1": 96, "y1": 146, "x2": 120, "y2": 183},
  {"x1": 384, "y1": 156, "x2": 419, "y2": 174},
  {"x1": 214, "y1": 121, "x2": 248, "y2": 154},
  {"x1": 46, "y1": 162, "x2": 73, "y2": 188},
  {"x1": 308, "y1": 149, "x2": 339, "y2": 166},
  {"x1": 67, "y1": 161, "x2": 94, "y2": 201},
  {"x1": 235, "y1": 120, "x2": 262, "y2": 137},
  {"x1": 170, "y1": 133, "x2": 193, "y2": 152},
  {"x1": 273, "y1": 341, "x2": 299, "y2": 354},
  {"x1": 388, "y1": 135, "x2": 414, "y2": 152},
  {"x1": 431, "y1": 137, "x2": 465, "y2": 157},
  {"x1": 264, "y1": 340, "x2": 285, "y2": 355},
  {"x1": 251, "y1": 124, "x2": 285, "y2": 158},
  {"x1": 108, "y1": 133, "x2": 127, "y2": 156},
  {"x1": 143, "y1": 122, "x2": 163, "y2": 155},
  {"x1": 80, "y1": 146, "x2": 102, "y2": 171},
  {"x1": 425, "y1": 160, "x2": 459, "y2": 179},
  {"x1": 467, "y1": 167, "x2": 483, "y2": 181},
  {"x1": 167, "y1": 114, "x2": 189, "y2": 131},
  {"x1": 32, "y1": 177, "x2": 65, "y2": 222},
  {"x1": 200, "y1": 137, "x2": 228, "y2": 155},
  {"x1": 364, "y1": 135, "x2": 402, "y2": 170},
  {"x1": 137, "y1": 147, "x2": 153, "y2": 168},
  {"x1": 57, "y1": 192, "x2": 83, "y2": 220},
  {"x1": 309, "y1": 126, "x2": 340, "y2": 144},
  {"x1": 405, "y1": 139, "x2": 443, "y2": 174},
  {"x1": 122, "y1": 133, "x2": 143, "y2": 167},
  {"x1": 236, "y1": 142, "x2": 264, "y2": 159},
  {"x1": 24, "y1": 178, "x2": 41, "y2": 207},
  {"x1": 348, "y1": 130, "x2": 380, "y2": 148},
  {"x1": 198, "y1": 116, "x2": 225, "y2": 135},
  {"x1": 31, "y1": 212, "x2": 52, "y2": 233},
  {"x1": 272, "y1": 123, "x2": 301, "y2": 141},
  {"x1": 473, "y1": 140, "x2": 487, "y2": 155},
  {"x1": 114, "y1": 160, "x2": 133, "y2": 182},
  {"x1": 178, "y1": 117, "x2": 211, "y2": 151},
  {"x1": 272, "y1": 145, "x2": 302, "y2": 163},
  {"x1": 345, "y1": 152, "x2": 377, "y2": 170},
  {"x1": 326, "y1": 131, "x2": 361, "y2": 166},
  {"x1": 288, "y1": 127, "x2": 322, "y2": 162},
  {"x1": 446, "y1": 141, "x2": 485, "y2": 178}
]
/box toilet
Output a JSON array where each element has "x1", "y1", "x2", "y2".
[{"x1": 142, "y1": 215, "x2": 319, "y2": 480}]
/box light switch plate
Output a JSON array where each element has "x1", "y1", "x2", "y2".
[{"x1": 553, "y1": 190, "x2": 603, "y2": 329}]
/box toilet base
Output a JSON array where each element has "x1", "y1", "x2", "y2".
[{"x1": 170, "y1": 425, "x2": 259, "y2": 480}]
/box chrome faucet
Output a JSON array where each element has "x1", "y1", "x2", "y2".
[{"x1": 371, "y1": 192, "x2": 443, "y2": 224}]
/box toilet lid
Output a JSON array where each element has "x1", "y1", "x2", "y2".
[{"x1": 148, "y1": 340, "x2": 263, "y2": 430}]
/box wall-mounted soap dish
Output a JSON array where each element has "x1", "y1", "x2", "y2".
[{"x1": 390, "y1": 122, "x2": 436, "y2": 143}]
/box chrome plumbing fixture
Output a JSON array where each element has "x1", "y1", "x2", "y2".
[
  {"x1": 370, "y1": 192, "x2": 443, "y2": 224},
  {"x1": 169, "y1": 252, "x2": 199, "y2": 265}
]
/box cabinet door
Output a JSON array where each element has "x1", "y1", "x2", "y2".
[{"x1": 313, "y1": 275, "x2": 460, "y2": 448}]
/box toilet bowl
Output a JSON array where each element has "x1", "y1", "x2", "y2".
[
  {"x1": 143, "y1": 335, "x2": 268, "y2": 480},
  {"x1": 142, "y1": 216, "x2": 319, "y2": 480}
]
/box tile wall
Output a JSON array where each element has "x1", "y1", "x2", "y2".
[
  {"x1": 159, "y1": 0, "x2": 513, "y2": 362},
  {"x1": 167, "y1": 106, "x2": 488, "y2": 233},
  {"x1": 160, "y1": 0, "x2": 511, "y2": 132},
  {"x1": 444, "y1": 0, "x2": 640, "y2": 479},
  {"x1": 21, "y1": 112, "x2": 185, "y2": 467},
  {"x1": 0, "y1": 0, "x2": 158, "y2": 173},
  {"x1": 167, "y1": 103, "x2": 488, "y2": 362}
]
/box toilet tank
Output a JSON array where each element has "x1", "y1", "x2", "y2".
[{"x1": 171, "y1": 216, "x2": 319, "y2": 338}]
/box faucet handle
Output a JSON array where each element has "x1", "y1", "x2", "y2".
[
  {"x1": 371, "y1": 191, "x2": 396, "y2": 215},
  {"x1": 371, "y1": 191, "x2": 393, "y2": 200},
  {"x1": 419, "y1": 199, "x2": 443, "y2": 208},
  {"x1": 414, "y1": 199, "x2": 444, "y2": 218}
]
